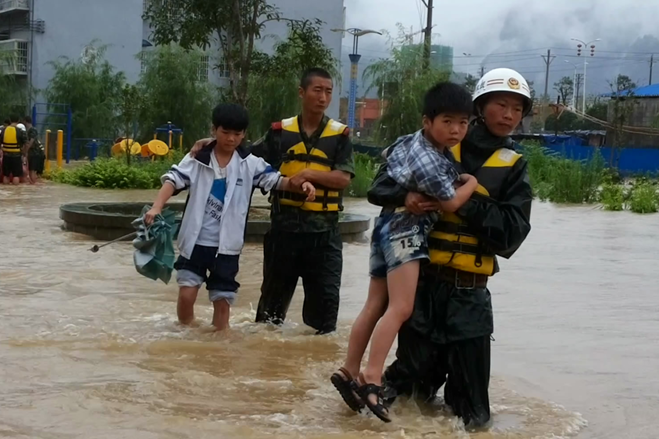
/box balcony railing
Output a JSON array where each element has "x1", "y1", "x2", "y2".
[
  {"x1": 0, "y1": 39, "x2": 28, "y2": 75},
  {"x1": 0, "y1": 0, "x2": 29, "y2": 14}
]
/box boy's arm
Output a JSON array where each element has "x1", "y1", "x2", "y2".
[
  {"x1": 252, "y1": 157, "x2": 315, "y2": 199},
  {"x1": 145, "y1": 155, "x2": 196, "y2": 224},
  {"x1": 412, "y1": 147, "x2": 476, "y2": 213},
  {"x1": 435, "y1": 175, "x2": 477, "y2": 213},
  {"x1": 161, "y1": 154, "x2": 195, "y2": 194}
]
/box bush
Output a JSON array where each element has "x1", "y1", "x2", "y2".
[
  {"x1": 628, "y1": 181, "x2": 658, "y2": 213},
  {"x1": 50, "y1": 156, "x2": 179, "y2": 189},
  {"x1": 348, "y1": 153, "x2": 378, "y2": 198},
  {"x1": 599, "y1": 182, "x2": 625, "y2": 211},
  {"x1": 522, "y1": 141, "x2": 604, "y2": 204}
]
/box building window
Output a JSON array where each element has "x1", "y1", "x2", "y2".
[
  {"x1": 16, "y1": 40, "x2": 28, "y2": 73},
  {"x1": 217, "y1": 57, "x2": 230, "y2": 79},
  {"x1": 140, "y1": 51, "x2": 148, "y2": 74},
  {"x1": 197, "y1": 55, "x2": 209, "y2": 82}
]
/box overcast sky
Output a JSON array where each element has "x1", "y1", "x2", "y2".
[{"x1": 340, "y1": 0, "x2": 659, "y2": 97}]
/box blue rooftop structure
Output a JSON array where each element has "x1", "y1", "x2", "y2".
[{"x1": 601, "y1": 83, "x2": 659, "y2": 98}]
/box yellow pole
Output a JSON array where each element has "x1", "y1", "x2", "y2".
[
  {"x1": 168, "y1": 130, "x2": 173, "y2": 150},
  {"x1": 56, "y1": 130, "x2": 63, "y2": 170},
  {"x1": 44, "y1": 129, "x2": 51, "y2": 173},
  {"x1": 179, "y1": 133, "x2": 183, "y2": 151},
  {"x1": 153, "y1": 133, "x2": 157, "y2": 140}
]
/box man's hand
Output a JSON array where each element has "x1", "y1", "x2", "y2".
[
  {"x1": 301, "y1": 181, "x2": 316, "y2": 202},
  {"x1": 144, "y1": 206, "x2": 162, "y2": 225},
  {"x1": 190, "y1": 138, "x2": 214, "y2": 157},
  {"x1": 289, "y1": 169, "x2": 310, "y2": 188},
  {"x1": 405, "y1": 191, "x2": 442, "y2": 214}
]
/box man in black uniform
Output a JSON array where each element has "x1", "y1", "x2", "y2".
[
  {"x1": 1, "y1": 115, "x2": 28, "y2": 185},
  {"x1": 368, "y1": 68, "x2": 534, "y2": 428},
  {"x1": 191, "y1": 68, "x2": 355, "y2": 334}
]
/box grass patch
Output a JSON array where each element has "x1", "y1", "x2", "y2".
[
  {"x1": 628, "y1": 180, "x2": 658, "y2": 213},
  {"x1": 348, "y1": 153, "x2": 379, "y2": 198},
  {"x1": 522, "y1": 141, "x2": 605, "y2": 204}
]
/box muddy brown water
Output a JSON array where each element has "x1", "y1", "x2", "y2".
[{"x1": 1, "y1": 183, "x2": 658, "y2": 439}]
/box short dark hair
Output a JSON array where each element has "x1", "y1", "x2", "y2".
[
  {"x1": 3, "y1": 119, "x2": 9, "y2": 125},
  {"x1": 23, "y1": 115, "x2": 32, "y2": 124},
  {"x1": 300, "y1": 68, "x2": 332, "y2": 89},
  {"x1": 9, "y1": 114, "x2": 19, "y2": 123},
  {"x1": 422, "y1": 82, "x2": 473, "y2": 120},
  {"x1": 212, "y1": 103, "x2": 249, "y2": 131}
]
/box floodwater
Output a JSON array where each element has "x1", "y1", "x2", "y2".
[{"x1": 1, "y1": 183, "x2": 658, "y2": 439}]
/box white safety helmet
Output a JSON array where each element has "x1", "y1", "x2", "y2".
[
  {"x1": 473, "y1": 68, "x2": 533, "y2": 116},
  {"x1": 16, "y1": 123, "x2": 26, "y2": 131}
]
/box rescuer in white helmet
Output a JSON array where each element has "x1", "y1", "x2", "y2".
[{"x1": 370, "y1": 68, "x2": 534, "y2": 429}]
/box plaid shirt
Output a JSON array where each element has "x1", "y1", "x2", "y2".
[{"x1": 386, "y1": 130, "x2": 459, "y2": 201}]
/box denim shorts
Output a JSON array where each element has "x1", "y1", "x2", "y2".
[
  {"x1": 174, "y1": 245, "x2": 240, "y2": 304},
  {"x1": 369, "y1": 208, "x2": 437, "y2": 278}
]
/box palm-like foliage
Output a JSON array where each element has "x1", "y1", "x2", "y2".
[{"x1": 362, "y1": 24, "x2": 450, "y2": 144}]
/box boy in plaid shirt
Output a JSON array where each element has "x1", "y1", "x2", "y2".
[{"x1": 332, "y1": 82, "x2": 477, "y2": 422}]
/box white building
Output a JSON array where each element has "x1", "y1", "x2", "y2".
[{"x1": 0, "y1": 0, "x2": 345, "y2": 118}]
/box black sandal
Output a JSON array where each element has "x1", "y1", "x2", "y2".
[
  {"x1": 331, "y1": 367, "x2": 364, "y2": 412},
  {"x1": 356, "y1": 374, "x2": 392, "y2": 423}
]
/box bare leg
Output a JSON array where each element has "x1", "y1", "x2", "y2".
[
  {"x1": 177, "y1": 286, "x2": 199, "y2": 325},
  {"x1": 341, "y1": 277, "x2": 389, "y2": 378},
  {"x1": 212, "y1": 299, "x2": 231, "y2": 331},
  {"x1": 30, "y1": 171, "x2": 38, "y2": 184},
  {"x1": 361, "y1": 260, "x2": 419, "y2": 388},
  {"x1": 11, "y1": 176, "x2": 19, "y2": 185}
]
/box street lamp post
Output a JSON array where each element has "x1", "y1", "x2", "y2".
[
  {"x1": 571, "y1": 37, "x2": 600, "y2": 113},
  {"x1": 564, "y1": 59, "x2": 578, "y2": 108},
  {"x1": 331, "y1": 28, "x2": 382, "y2": 134}
]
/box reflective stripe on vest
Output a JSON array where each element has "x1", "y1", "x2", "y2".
[
  {"x1": 275, "y1": 116, "x2": 346, "y2": 212},
  {"x1": 2, "y1": 126, "x2": 21, "y2": 154},
  {"x1": 428, "y1": 143, "x2": 522, "y2": 275}
]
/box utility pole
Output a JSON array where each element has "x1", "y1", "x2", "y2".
[
  {"x1": 541, "y1": 49, "x2": 556, "y2": 99},
  {"x1": 650, "y1": 54, "x2": 656, "y2": 85},
  {"x1": 479, "y1": 65, "x2": 485, "y2": 78},
  {"x1": 575, "y1": 73, "x2": 583, "y2": 112},
  {"x1": 422, "y1": 0, "x2": 434, "y2": 70}
]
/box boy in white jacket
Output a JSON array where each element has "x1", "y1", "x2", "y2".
[{"x1": 145, "y1": 103, "x2": 315, "y2": 330}]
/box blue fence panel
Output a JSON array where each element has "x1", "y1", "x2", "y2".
[{"x1": 541, "y1": 141, "x2": 659, "y2": 175}]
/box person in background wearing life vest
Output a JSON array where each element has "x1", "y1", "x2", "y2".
[
  {"x1": 1, "y1": 115, "x2": 28, "y2": 185},
  {"x1": 368, "y1": 68, "x2": 533, "y2": 429},
  {"x1": 190, "y1": 68, "x2": 355, "y2": 335},
  {"x1": 24, "y1": 116, "x2": 45, "y2": 184}
]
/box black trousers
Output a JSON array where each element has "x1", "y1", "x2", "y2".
[
  {"x1": 255, "y1": 228, "x2": 342, "y2": 334},
  {"x1": 382, "y1": 274, "x2": 494, "y2": 428}
]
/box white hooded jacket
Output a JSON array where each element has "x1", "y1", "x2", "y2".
[{"x1": 162, "y1": 142, "x2": 281, "y2": 259}]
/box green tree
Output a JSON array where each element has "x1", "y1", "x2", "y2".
[
  {"x1": 45, "y1": 42, "x2": 125, "y2": 140},
  {"x1": 463, "y1": 74, "x2": 477, "y2": 94},
  {"x1": 137, "y1": 45, "x2": 215, "y2": 149},
  {"x1": 363, "y1": 24, "x2": 451, "y2": 144},
  {"x1": 247, "y1": 19, "x2": 338, "y2": 138},
  {"x1": 143, "y1": 0, "x2": 279, "y2": 105},
  {"x1": 544, "y1": 110, "x2": 580, "y2": 132},
  {"x1": 579, "y1": 100, "x2": 608, "y2": 130},
  {"x1": 119, "y1": 84, "x2": 141, "y2": 165},
  {"x1": 554, "y1": 76, "x2": 574, "y2": 106}
]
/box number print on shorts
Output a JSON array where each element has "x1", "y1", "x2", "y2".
[{"x1": 399, "y1": 233, "x2": 422, "y2": 249}]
